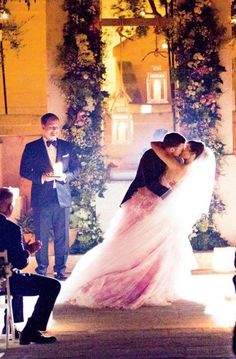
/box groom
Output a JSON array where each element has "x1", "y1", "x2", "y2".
[{"x1": 121, "y1": 132, "x2": 186, "y2": 205}]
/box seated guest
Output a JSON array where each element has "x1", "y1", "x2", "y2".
[{"x1": 0, "y1": 187, "x2": 61, "y2": 345}]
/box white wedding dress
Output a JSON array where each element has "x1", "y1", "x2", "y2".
[{"x1": 58, "y1": 148, "x2": 215, "y2": 309}]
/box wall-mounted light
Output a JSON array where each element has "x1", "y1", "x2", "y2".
[
  {"x1": 161, "y1": 42, "x2": 168, "y2": 49},
  {"x1": 0, "y1": 9, "x2": 9, "y2": 21},
  {"x1": 139, "y1": 9, "x2": 146, "y2": 17},
  {"x1": 232, "y1": 17, "x2": 236, "y2": 25}
]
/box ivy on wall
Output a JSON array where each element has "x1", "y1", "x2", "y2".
[{"x1": 57, "y1": 0, "x2": 108, "y2": 253}]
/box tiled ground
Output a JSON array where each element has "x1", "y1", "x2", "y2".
[{"x1": 0, "y1": 271, "x2": 235, "y2": 358}]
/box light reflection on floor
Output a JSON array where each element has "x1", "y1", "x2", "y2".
[
  {"x1": 0, "y1": 272, "x2": 235, "y2": 333},
  {"x1": 183, "y1": 272, "x2": 236, "y2": 327}
]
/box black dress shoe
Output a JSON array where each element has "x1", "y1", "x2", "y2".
[
  {"x1": 19, "y1": 330, "x2": 57, "y2": 345},
  {"x1": 54, "y1": 273, "x2": 67, "y2": 281},
  {"x1": 2, "y1": 326, "x2": 20, "y2": 339}
]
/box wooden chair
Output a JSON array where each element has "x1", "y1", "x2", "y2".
[{"x1": 0, "y1": 250, "x2": 15, "y2": 348}]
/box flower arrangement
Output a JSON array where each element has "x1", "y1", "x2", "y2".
[
  {"x1": 170, "y1": 0, "x2": 228, "y2": 250},
  {"x1": 58, "y1": 0, "x2": 108, "y2": 253}
]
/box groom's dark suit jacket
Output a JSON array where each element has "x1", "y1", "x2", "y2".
[
  {"x1": 20, "y1": 137, "x2": 80, "y2": 208},
  {"x1": 121, "y1": 148, "x2": 169, "y2": 205}
]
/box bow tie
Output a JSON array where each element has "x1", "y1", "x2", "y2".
[{"x1": 46, "y1": 140, "x2": 57, "y2": 148}]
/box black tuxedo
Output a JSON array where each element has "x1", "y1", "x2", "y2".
[
  {"x1": 121, "y1": 149, "x2": 169, "y2": 205},
  {"x1": 20, "y1": 137, "x2": 80, "y2": 208},
  {"x1": 0, "y1": 214, "x2": 60, "y2": 331},
  {"x1": 20, "y1": 137, "x2": 80, "y2": 276}
]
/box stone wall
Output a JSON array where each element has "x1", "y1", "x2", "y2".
[{"x1": 0, "y1": 114, "x2": 41, "y2": 208}]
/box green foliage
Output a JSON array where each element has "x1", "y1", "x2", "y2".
[
  {"x1": 112, "y1": 0, "x2": 149, "y2": 37},
  {"x1": 16, "y1": 210, "x2": 55, "y2": 241},
  {"x1": 191, "y1": 226, "x2": 228, "y2": 251},
  {"x1": 57, "y1": 0, "x2": 108, "y2": 253},
  {"x1": 16, "y1": 210, "x2": 34, "y2": 234},
  {"x1": 112, "y1": 0, "x2": 146, "y2": 17},
  {"x1": 170, "y1": 0, "x2": 227, "y2": 249}
]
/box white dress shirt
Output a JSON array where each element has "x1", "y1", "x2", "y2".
[{"x1": 42, "y1": 137, "x2": 57, "y2": 186}]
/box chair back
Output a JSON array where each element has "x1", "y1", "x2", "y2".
[{"x1": 0, "y1": 250, "x2": 15, "y2": 347}]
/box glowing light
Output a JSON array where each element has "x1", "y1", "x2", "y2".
[
  {"x1": 139, "y1": 10, "x2": 146, "y2": 17},
  {"x1": 147, "y1": 72, "x2": 168, "y2": 103},
  {"x1": 141, "y1": 104, "x2": 152, "y2": 113},
  {"x1": 112, "y1": 113, "x2": 133, "y2": 144},
  {"x1": 53, "y1": 162, "x2": 63, "y2": 176},
  {"x1": 212, "y1": 247, "x2": 235, "y2": 272},
  {"x1": 231, "y1": 17, "x2": 236, "y2": 25},
  {"x1": 112, "y1": 113, "x2": 130, "y2": 120},
  {"x1": 0, "y1": 10, "x2": 9, "y2": 21},
  {"x1": 8, "y1": 186, "x2": 19, "y2": 206},
  {"x1": 204, "y1": 296, "x2": 236, "y2": 327},
  {"x1": 182, "y1": 272, "x2": 236, "y2": 327},
  {"x1": 161, "y1": 42, "x2": 168, "y2": 49}
]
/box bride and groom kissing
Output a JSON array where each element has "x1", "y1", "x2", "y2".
[{"x1": 58, "y1": 132, "x2": 215, "y2": 308}]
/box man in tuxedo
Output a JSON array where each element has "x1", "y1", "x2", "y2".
[
  {"x1": 20, "y1": 113, "x2": 80, "y2": 280},
  {"x1": 121, "y1": 132, "x2": 186, "y2": 205},
  {"x1": 0, "y1": 187, "x2": 61, "y2": 344}
]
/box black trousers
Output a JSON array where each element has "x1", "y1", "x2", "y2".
[
  {"x1": 10, "y1": 272, "x2": 61, "y2": 331},
  {"x1": 33, "y1": 200, "x2": 70, "y2": 276}
]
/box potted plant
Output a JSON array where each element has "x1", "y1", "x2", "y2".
[
  {"x1": 16, "y1": 210, "x2": 35, "y2": 244},
  {"x1": 16, "y1": 210, "x2": 78, "y2": 255}
]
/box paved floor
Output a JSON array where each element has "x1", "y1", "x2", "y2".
[{"x1": 0, "y1": 271, "x2": 235, "y2": 358}]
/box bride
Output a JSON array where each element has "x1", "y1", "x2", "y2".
[{"x1": 58, "y1": 139, "x2": 215, "y2": 308}]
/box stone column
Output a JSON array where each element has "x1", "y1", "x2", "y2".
[
  {"x1": 0, "y1": 141, "x2": 2, "y2": 186},
  {"x1": 213, "y1": 0, "x2": 233, "y2": 153},
  {"x1": 212, "y1": 0, "x2": 236, "y2": 244}
]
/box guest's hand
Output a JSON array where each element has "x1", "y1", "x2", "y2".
[{"x1": 25, "y1": 240, "x2": 42, "y2": 255}]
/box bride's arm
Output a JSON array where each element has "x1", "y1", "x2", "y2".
[{"x1": 151, "y1": 141, "x2": 183, "y2": 172}]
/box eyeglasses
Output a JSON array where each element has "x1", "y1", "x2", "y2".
[{"x1": 45, "y1": 126, "x2": 60, "y2": 130}]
